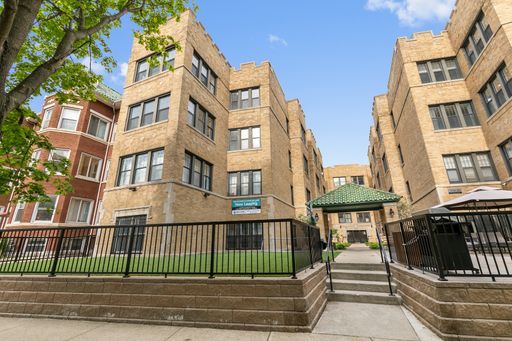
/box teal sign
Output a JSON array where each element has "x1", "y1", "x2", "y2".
[{"x1": 232, "y1": 198, "x2": 261, "y2": 215}]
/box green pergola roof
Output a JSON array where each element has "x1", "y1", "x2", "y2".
[{"x1": 309, "y1": 183, "x2": 401, "y2": 213}]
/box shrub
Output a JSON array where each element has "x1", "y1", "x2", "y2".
[
  {"x1": 334, "y1": 242, "x2": 351, "y2": 250},
  {"x1": 366, "y1": 241, "x2": 380, "y2": 250}
]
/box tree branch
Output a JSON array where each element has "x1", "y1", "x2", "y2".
[{"x1": 0, "y1": 0, "x2": 19, "y2": 62}]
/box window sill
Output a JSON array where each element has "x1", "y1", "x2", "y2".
[
  {"x1": 228, "y1": 148, "x2": 262, "y2": 153},
  {"x1": 187, "y1": 124, "x2": 215, "y2": 144},
  {"x1": 433, "y1": 126, "x2": 482, "y2": 133},
  {"x1": 229, "y1": 106, "x2": 261, "y2": 112},
  {"x1": 75, "y1": 175, "x2": 100, "y2": 183},
  {"x1": 123, "y1": 119, "x2": 168, "y2": 135},
  {"x1": 418, "y1": 78, "x2": 465, "y2": 87},
  {"x1": 112, "y1": 179, "x2": 166, "y2": 190},
  {"x1": 180, "y1": 181, "x2": 212, "y2": 194},
  {"x1": 486, "y1": 97, "x2": 512, "y2": 124},
  {"x1": 227, "y1": 194, "x2": 262, "y2": 198},
  {"x1": 445, "y1": 180, "x2": 501, "y2": 186},
  {"x1": 131, "y1": 68, "x2": 173, "y2": 86}
]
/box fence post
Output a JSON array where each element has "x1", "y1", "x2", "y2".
[
  {"x1": 399, "y1": 222, "x2": 413, "y2": 270},
  {"x1": 307, "y1": 225, "x2": 314, "y2": 269},
  {"x1": 49, "y1": 229, "x2": 65, "y2": 277},
  {"x1": 123, "y1": 226, "x2": 136, "y2": 278},
  {"x1": 289, "y1": 221, "x2": 297, "y2": 279},
  {"x1": 209, "y1": 223, "x2": 216, "y2": 279},
  {"x1": 426, "y1": 216, "x2": 447, "y2": 281},
  {"x1": 384, "y1": 223, "x2": 394, "y2": 263}
]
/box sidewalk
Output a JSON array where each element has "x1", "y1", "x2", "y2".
[{"x1": 334, "y1": 243, "x2": 383, "y2": 263}]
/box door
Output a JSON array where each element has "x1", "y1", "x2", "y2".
[{"x1": 347, "y1": 230, "x2": 368, "y2": 243}]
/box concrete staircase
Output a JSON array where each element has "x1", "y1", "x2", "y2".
[{"x1": 326, "y1": 262, "x2": 401, "y2": 305}]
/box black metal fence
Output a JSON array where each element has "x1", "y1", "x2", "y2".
[
  {"x1": 385, "y1": 211, "x2": 512, "y2": 280},
  {"x1": 0, "y1": 219, "x2": 322, "y2": 278}
]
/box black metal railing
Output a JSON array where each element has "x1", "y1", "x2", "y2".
[
  {"x1": 375, "y1": 226, "x2": 395, "y2": 296},
  {"x1": 385, "y1": 211, "x2": 512, "y2": 281},
  {"x1": 0, "y1": 219, "x2": 322, "y2": 278}
]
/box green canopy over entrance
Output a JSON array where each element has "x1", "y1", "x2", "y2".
[{"x1": 309, "y1": 183, "x2": 401, "y2": 213}]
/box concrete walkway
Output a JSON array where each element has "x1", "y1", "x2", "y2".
[{"x1": 334, "y1": 243, "x2": 383, "y2": 263}]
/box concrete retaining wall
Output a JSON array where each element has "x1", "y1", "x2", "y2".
[
  {"x1": 0, "y1": 266, "x2": 327, "y2": 332},
  {"x1": 391, "y1": 264, "x2": 512, "y2": 340}
]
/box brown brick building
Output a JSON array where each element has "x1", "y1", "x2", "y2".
[
  {"x1": 99, "y1": 11, "x2": 325, "y2": 230},
  {"x1": 368, "y1": 0, "x2": 512, "y2": 213},
  {"x1": 2, "y1": 85, "x2": 121, "y2": 253}
]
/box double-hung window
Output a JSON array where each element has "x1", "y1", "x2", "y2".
[
  {"x1": 333, "y1": 177, "x2": 346, "y2": 188},
  {"x1": 228, "y1": 170, "x2": 261, "y2": 196},
  {"x1": 352, "y1": 176, "x2": 365, "y2": 185},
  {"x1": 500, "y1": 138, "x2": 512, "y2": 176},
  {"x1": 77, "y1": 153, "x2": 102, "y2": 181},
  {"x1": 117, "y1": 149, "x2": 164, "y2": 186},
  {"x1": 12, "y1": 202, "x2": 25, "y2": 223},
  {"x1": 187, "y1": 98, "x2": 215, "y2": 140},
  {"x1": 339, "y1": 213, "x2": 352, "y2": 224},
  {"x1": 126, "y1": 93, "x2": 170, "y2": 131},
  {"x1": 134, "y1": 47, "x2": 176, "y2": 82},
  {"x1": 31, "y1": 195, "x2": 58, "y2": 222},
  {"x1": 182, "y1": 152, "x2": 212, "y2": 191},
  {"x1": 480, "y1": 64, "x2": 512, "y2": 116},
  {"x1": 301, "y1": 125, "x2": 306, "y2": 143},
  {"x1": 429, "y1": 102, "x2": 480, "y2": 130},
  {"x1": 229, "y1": 126, "x2": 260, "y2": 150},
  {"x1": 66, "y1": 198, "x2": 93, "y2": 223},
  {"x1": 303, "y1": 155, "x2": 309, "y2": 175},
  {"x1": 41, "y1": 108, "x2": 53, "y2": 129},
  {"x1": 463, "y1": 13, "x2": 493, "y2": 66},
  {"x1": 230, "y1": 87, "x2": 260, "y2": 110},
  {"x1": 58, "y1": 107, "x2": 81, "y2": 130},
  {"x1": 443, "y1": 152, "x2": 497, "y2": 183},
  {"x1": 417, "y1": 58, "x2": 462, "y2": 84},
  {"x1": 382, "y1": 154, "x2": 389, "y2": 172},
  {"x1": 192, "y1": 52, "x2": 217, "y2": 94},
  {"x1": 49, "y1": 149, "x2": 70, "y2": 175},
  {"x1": 357, "y1": 212, "x2": 371, "y2": 223},
  {"x1": 87, "y1": 114, "x2": 110, "y2": 140}
]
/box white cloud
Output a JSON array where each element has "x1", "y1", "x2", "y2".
[
  {"x1": 110, "y1": 62, "x2": 129, "y2": 83},
  {"x1": 120, "y1": 62, "x2": 128, "y2": 77},
  {"x1": 365, "y1": 0, "x2": 455, "y2": 26},
  {"x1": 80, "y1": 56, "x2": 105, "y2": 75},
  {"x1": 268, "y1": 34, "x2": 288, "y2": 46}
]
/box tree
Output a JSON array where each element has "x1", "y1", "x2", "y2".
[
  {"x1": 0, "y1": 0, "x2": 192, "y2": 129},
  {"x1": 0, "y1": 107, "x2": 73, "y2": 205}
]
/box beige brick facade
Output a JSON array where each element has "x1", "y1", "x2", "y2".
[
  {"x1": 100, "y1": 11, "x2": 325, "y2": 226},
  {"x1": 368, "y1": 0, "x2": 512, "y2": 214}
]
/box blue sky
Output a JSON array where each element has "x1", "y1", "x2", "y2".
[{"x1": 31, "y1": 0, "x2": 455, "y2": 166}]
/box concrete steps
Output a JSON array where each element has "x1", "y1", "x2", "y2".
[{"x1": 326, "y1": 261, "x2": 401, "y2": 305}]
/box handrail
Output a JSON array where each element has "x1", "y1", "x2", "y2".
[
  {"x1": 325, "y1": 228, "x2": 334, "y2": 292},
  {"x1": 376, "y1": 226, "x2": 395, "y2": 297}
]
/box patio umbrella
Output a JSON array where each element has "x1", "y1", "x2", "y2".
[{"x1": 433, "y1": 186, "x2": 512, "y2": 210}]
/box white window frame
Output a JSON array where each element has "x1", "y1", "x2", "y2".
[
  {"x1": 103, "y1": 159, "x2": 111, "y2": 182},
  {"x1": 48, "y1": 148, "x2": 70, "y2": 175},
  {"x1": 12, "y1": 202, "x2": 26, "y2": 223},
  {"x1": 66, "y1": 197, "x2": 94, "y2": 224},
  {"x1": 31, "y1": 195, "x2": 59, "y2": 223},
  {"x1": 41, "y1": 107, "x2": 53, "y2": 130},
  {"x1": 57, "y1": 107, "x2": 81, "y2": 131},
  {"x1": 23, "y1": 238, "x2": 48, "y2": 256},
  {"x1": 86, "y1": 112, "x2": 111, "y2": 141},
  {"x1": 77, "y1": 152, "x2": 103, "y2": 181}
]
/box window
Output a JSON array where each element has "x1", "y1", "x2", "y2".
[
  {"x1": 376, "y1": 122, "x2": 382, "y2": 140},
  {"x1": 398, "y1": 144, "x2": 404, "y2": 164},
  {"x1": 134, "y1": 47, "x2": 176, "y2": 82},
  {"x1": 12, "y1": 202, "x2": 25, "y2": 223},
  {"x1": 192, "y1": 52, "x2": 217, "y2": 94},
  {"x1": 303, "y1": 156, "x2": 309, "y2": 175},
  {"x1": 230, "y1": 87, "x2": 260, "y2": 110},
  {"x1": 390, "y1": 111, "x2": 396, "y2": 129},
  {"x1": 406, "y1": 181, "x2": 412, "y2": 201},
  {"x1": 301, "y1": 125, "x2": 306, "y2": 143},
  {"x1": 288, "y1": 151, "x2": 292, "y2": 169},
  {"x1": 339, "y1": 213, "x2": 352, "y2": 224},
  {"x1": 500, "y1": 138, "x2": 512, "y2": 176},
  {"x1": 32, "y1": 196, "x2": 58, "y2": 222},
  {"x1": 126, "y1": 94, "x2": 170, "y2": 131},
  {"x1": 316, "y1": 175, "x2": 320, "y2": 190},
  {"x1": 41, "y1": 108, "x2": 52, "y2": 129},
  {"x1": 382, "y1": 154, "x2": 389, "y2": 172},
  {"x1": 357, "y1": 212, "x2": 371, "y2": 223},
  {"x1": 229, "y1": 126, "x2": 260, "y2": 150},
  {"x1": 87, "y1": 114, "x2": 110, "y2": 140},
  {"x1": 352, "y1": 176, "x2": 365, "y2": 185},
  {"x1": 333, "y1": 177, "x2": 346, "y2": 188},
  {"x1": 291, "y1": 186, "x2": 295, "y2": 205},
  {"x1": 306, "y1": 189, "x2": 311, "y2": 202},
  {"x1": 66, "y1": 198, "x2": 93, "y2": 223},
  {"x1": 463, "y1": 13, "x2": 493, "y2": 66},
  {"x1": 226, "y1": 223, "x2": 263, "y2": 250},
  {"x1": 187, "y1": 98, "x2": 215, "y2": 140},
  {"x1": 103, "y1": 160, "x2": 111, "y2": 182},
  {"x1": 31, "y1": 149, "x2": 41, "y2": 163},
  {"x1": 77, "y1": 153, "x2": 102, "y2": 181},
  {"x1": 112, "y1": 215, "x2": 147, "y2": 254},
  {"x1": 49, "y1": 149, "x2": 70, "y2": 175},
  {"x1": 417, "y1": 58, "x2": 462, "y2": 84},
  {"x1": 443, "y1": 152, "x2": 497, "y2": 183},
  {"x1": 429, "y1": 102, "x2": 480, "y2": 130},
  {"x1": 313, "y1": 150, "x2": 318, "y2": 165},
  {"x1": 24, "y1": 238, "x2": 47, "y2": 254},
  {"x1": 228, "y1": 170, "x2": 261, "y2": 196},
  {"x1": 117, "y1": 149, "x2": 164, "y2": 186},
  {"x1": 286, "y1": 118, "x2": 289, "y2": 135},
  {"x1": 58, "y1": 107, "x2": 80, "y2": 130},
  {"x1": 480, "y1": 64, "x2": 512, "y2": 116},
  {"x1": 182, "y1": 152, "x2": 212, "y2": 191}
]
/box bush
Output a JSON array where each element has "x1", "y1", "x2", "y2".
[
  {"x1": 366, "y1": 241, "x2": 380, "y2": 250},
  {"x1": 334, "y1": 242, "x2": 351, "y2": 250}
]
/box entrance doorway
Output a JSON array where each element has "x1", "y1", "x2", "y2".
[{"x1": 347, "y1": 230, "x2": 368, "y2": 243}]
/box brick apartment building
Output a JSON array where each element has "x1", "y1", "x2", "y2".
[
  {"x1": 323, "y1": 164, "x2": 378, "y2": 243},
  {"x1": 369, "y1": 0, "x2": 512, "y2": 213},
  {"x1": 97, "y1": 10, "x2": 326, "y2": 231},
  {"x1": 1, "y1": 84, "x2": 121, "y2": 253}
]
